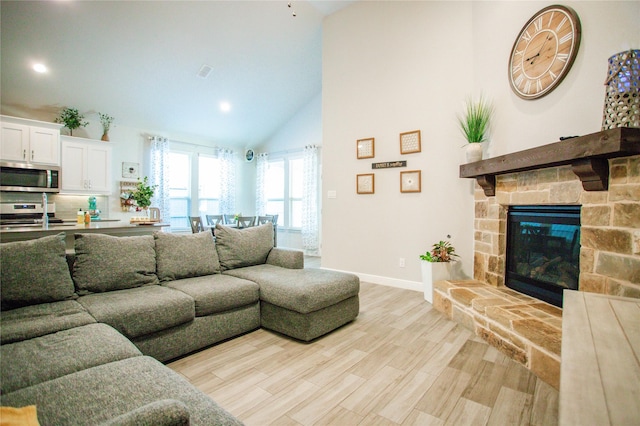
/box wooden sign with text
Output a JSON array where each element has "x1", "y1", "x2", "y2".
[{"x1": 372, "y1": 161, "x2": 407, "y2": 169}]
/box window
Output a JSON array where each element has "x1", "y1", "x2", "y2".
[
  {"x1": 265, "y1": 155, "x2": 303, "y2": 228},
  {"x1": 198, "y1": 155, "x2": 221, "y2": 216},
  {"x1": 168, "y1": 151, "x2": 223, "y2": 231},
  {"x1": 168, "y1": 151, "x2": 190, "y2": 230}
]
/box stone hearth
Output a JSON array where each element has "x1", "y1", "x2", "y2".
[
  {"x1": 434, "y1": 150, "x2": 640, "y2": 389},
  {"x1": 434, "y1": 280, "x2": 563, "y2": 388}
]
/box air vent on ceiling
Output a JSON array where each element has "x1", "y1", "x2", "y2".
[{"x1": 197, "y1": 64, "x2": 213, "y2": 79}]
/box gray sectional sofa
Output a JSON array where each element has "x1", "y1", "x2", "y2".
[{"x1": 0, "y1": 223, "x2": 360, "y2": 425}]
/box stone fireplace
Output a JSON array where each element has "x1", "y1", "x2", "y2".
[
  {"x1": 433, "y1": 128, "x2": 640, "y2": 388},
  {"x1": 473, "y1": 156, "x2": 639, "y2": 299}
]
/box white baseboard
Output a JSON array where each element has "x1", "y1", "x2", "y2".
[{"x1": 320, "y1": 267, "x2": 422, "y2": 293}]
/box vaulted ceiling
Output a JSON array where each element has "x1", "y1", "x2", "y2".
[{"x1": 1, "y1": 1, "x2": 353, "y2": 148}]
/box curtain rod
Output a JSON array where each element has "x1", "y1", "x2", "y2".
[{"x1": 262, "y1": 145, "x2": 320, "y2": 157}]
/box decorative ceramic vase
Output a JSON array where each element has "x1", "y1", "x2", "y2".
[
  {"x1": 466, "y1": 143, "x2": 483, "y2": 163},
  {"x1": 101, "y1": 132, "x2": 109, "y2": 142},
  {"x1": 421, "y1": 261, "x2": 454, "y2": 303}
]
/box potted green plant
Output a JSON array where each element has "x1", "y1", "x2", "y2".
[
  {"x1": 457, "y1": 95, "x2": 493, "y2": 163},
  {"x1": 131, "y1": 176, "x2": 157, "y2": 212},
  {"x1": 97, "y1": 112, "x2": 114, "y2": 141},
  {"x1": 55, "y1": 107, "x2": 89, "y2": 136},
  {"x1": 419, "y1": 237, "x2": 459, "y2": 303}
]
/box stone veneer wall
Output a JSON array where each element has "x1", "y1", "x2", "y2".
[{"x1": 474, "y1": 155, "x2": 640, "y2": 297}]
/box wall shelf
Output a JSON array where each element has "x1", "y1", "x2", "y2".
[{"x1": 459, "y1": 127, "x2": 640, "y2": 196}]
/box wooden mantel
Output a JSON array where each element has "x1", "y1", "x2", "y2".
[{"x1": 460, "y1": 127, "x2": 640, "y2": 196}]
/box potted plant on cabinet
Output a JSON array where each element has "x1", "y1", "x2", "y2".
[
  {"x1": 419, "y1": 236, "x2": 459, "y2": 303},
  {"x1": 98, "y1": 112, "x2": 114, "y2": 141},
  {"x1": 55, "y1": 107, "x2": 89, "y2": 136},
  {"x1": 457, "y1": 95, "x2": 493, "y2": 163}
]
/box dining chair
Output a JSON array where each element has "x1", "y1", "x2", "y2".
[
  {"x1": 257, "y1": 214, "x2": 278, "y2": 225},
  {"x1": 189, "y1": 216, "x2": 204, "y2": 233},
  {"x1": 236, "y1": 216, "x2": 256, "y2": 228},
  {"x1": 223, "y1": 214, "x2": 236, "y2": 225},
  {"x1": 206, "y1": 214, "x2": 223, "y2": 227}
]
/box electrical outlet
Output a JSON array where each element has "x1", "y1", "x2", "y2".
[{"x1": 399, "y1": 258, "x2": 405, "y2": 268}]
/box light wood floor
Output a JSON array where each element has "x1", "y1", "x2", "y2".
[{"x1": 168, "y1": 282, "x2": 559, "y2": 425}]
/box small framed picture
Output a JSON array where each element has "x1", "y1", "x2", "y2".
[
  {"x1": 400, "y1": 130, "x2": 421, "y2": 154},
  {"x1": 357, "y1": 173, "x2": 375, "y2": 194},
  {"x1": 122, "y1": 162, "x2": 139, "y2": 179},
  {"x1": 357, "y1": 138, "x2": 375, "y2": 159},
  {"x1": 400, "y1": 170, "x2": 421, "y2": 193}
]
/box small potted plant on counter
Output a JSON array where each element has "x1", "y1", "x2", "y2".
[
  {"x1": 419, "y1": 236, "x2": 459, "y2": 303},
  {"x1": 131, "y1": 176, "x2": 157, "y2": 214}
]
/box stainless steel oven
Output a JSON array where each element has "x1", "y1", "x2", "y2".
[{"x1": 0, "y1": 161, "x2": 60, "y2": 192}]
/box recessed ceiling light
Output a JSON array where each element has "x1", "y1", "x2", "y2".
[
  {"x1": 220, "y1": 102, "x2": 231, "y2": 113},
  {"x1": 33, "y1": 63, "x2": 47, "y2": 73}
]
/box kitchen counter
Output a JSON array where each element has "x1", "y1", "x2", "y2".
[{"x1": 0, "y1": 221, "x2": 170, "y2": 250}]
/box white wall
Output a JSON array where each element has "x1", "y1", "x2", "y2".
[
  {"x1": 258, "y1": 92, "x2": 322, "y2": 154},
  {"x1": 321, "y1": 1, "x2": 639, "y2": 291}
]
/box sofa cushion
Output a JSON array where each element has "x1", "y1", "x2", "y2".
[
  {"x1": 0, "y1": 233, "x2": 76, "y2": 310},
  {"x1": 0, "y1": 300, "x2": 96, "y2": 344},
  {"x1": 77, "y1": 286, "x2": 195, "y2": 338},
  {"x1": 100, "y1": 399, "x2": 190, "y2": 426},
  {"x1": 154, "y1": 230, "x2": 220, "y2": 281},
  {"x1": 224, "y1": 264, "x2": 360, "y2": 313},
  {"x1": 1, "y1": 323, "x2": 141, "y2": 394},
  {"x1": 1, "y1": 356, "x2": 243, "y2": 426},
  {"x1": 72, "y1": 233, "x2": 159, "y2": 294},
  {"x1": 215, "y1": 223, "x2": 274, "y2": 270},
  {"x1": 163, "y1": 274, "x2": 259, "y2": 316}
]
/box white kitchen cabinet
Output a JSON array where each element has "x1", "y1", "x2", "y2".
[
  {"x1": 0, "y1": 115, "x2": 62, "y2": 165},
  {"x1": 60, "y1": 136, "x2": 112, "y2": 194}
]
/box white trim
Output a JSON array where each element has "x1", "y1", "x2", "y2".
[{"x1": 320, "y1": 267, "x2": 422, "y2": 292}]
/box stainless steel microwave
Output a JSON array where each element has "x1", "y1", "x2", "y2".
[{"x1": 0, "y1": 162, "x2": 60, "y2": 192}]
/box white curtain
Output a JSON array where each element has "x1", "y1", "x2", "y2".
[
  {"x1": 219, "y1": 149, "x2": 236, "y2": 215},
  {"x1": 302, "y1": 145, "x2": 319, "y2": 255},
  {"x1": 255, "y1": 153, "x2": 268, "y2": 216},
  {"x1": 149, "y1": 136, "x2": 170, "y2": 221}
]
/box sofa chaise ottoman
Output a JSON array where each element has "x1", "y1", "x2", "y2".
[
  {"x1": 215, "y1": 223, "x2": 360, "y2": 341},
  {"x1": 224, "y1": 265, "x2": 359, "y2": 341}
]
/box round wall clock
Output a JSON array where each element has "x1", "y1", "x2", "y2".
[{"x1": 508, "y1": 5, "x2": 581, "y2": 100}]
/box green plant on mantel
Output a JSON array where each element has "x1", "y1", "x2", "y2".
[
  {"x1": 420, "y1": 237, "x2": 459, "y2": 262},
  {"x1": 55, "y1": 107, "x2": 89, "y2": 136},
  {"x1": 457, "y1": 95, "x2": 493, "y2": 143},
  {"x1": 131, "y1": 176, "x2": 157, "y2": 209}
]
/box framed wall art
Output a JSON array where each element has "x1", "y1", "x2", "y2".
[
  {"x1": 357, "y1": 138, "x2": 375, "y2": 159},
  {"x1": 122, "y1": 162, "x2": 139, "y2": 179},
  {"x1": 400, "y1": 170, "x2": 421, "y2": 193},
  {"x1": 400, "y1": 130, "x2": 421, "y2": 154},
  {"x1": 357, "y1": 173, "x2": 375, "y2": 194}
]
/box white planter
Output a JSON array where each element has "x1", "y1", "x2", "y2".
[
  {"x1": 421, "y1": 261, "x2": 454, "y2": 303},
  {"x1": 466, "y1": 143, "x2": 483, "y2": 163}
]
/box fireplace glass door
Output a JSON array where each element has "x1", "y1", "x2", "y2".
[{"x1": 506, "y1": 205, "x2": 581, "y2": 307}]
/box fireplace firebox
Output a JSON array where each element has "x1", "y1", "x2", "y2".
[{"x1": 506, "y1": 205, "x2": 581, "y2": 307}]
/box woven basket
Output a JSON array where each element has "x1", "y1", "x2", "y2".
[{"x1": 602, "y1": 49, "x2": 639, "y2": 130}]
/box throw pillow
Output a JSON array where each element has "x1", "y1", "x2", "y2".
[
  {"x1": 154, "y1": 230, "x2": 221, "y2": 281},
  {"x1": 73, "y1": 233, "x2": 159, "y2": 293},
  {"x1": 214, "y1": 223, "x2": 274, "y2": 270},
  {"x1": 0, "y1": 233, "x2": 76, "y2": 310}
]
